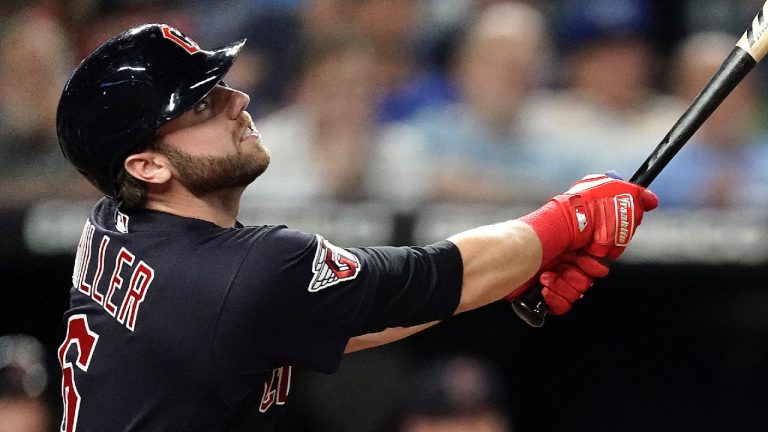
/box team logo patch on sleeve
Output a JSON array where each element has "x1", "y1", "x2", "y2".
[{"x1": 308, "y1": 235, "x2": 361, "y2": 292}]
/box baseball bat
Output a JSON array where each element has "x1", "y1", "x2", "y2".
[{"x1": 511, "y1": 1, "x2": 768, "y2": 327}]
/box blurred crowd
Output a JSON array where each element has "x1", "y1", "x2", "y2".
[
  {"x1": 0, "y1": 334, "x2": 52, "y2": 432},
  {"x1": 2, "y1": 0, "x2": 768, "y2": 211}
]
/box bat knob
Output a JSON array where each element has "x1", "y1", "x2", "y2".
[{"x1": 510, "y1": 288, "x2": 548, "y2": 327}]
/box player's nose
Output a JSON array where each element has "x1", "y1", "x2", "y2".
[{"x1": 225, "y1": 87, "x2": 250, "y2": 120}]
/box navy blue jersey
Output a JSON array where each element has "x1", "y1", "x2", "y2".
[{"x1": 58, "y1": 197, "x2": 462, "y2": 431}]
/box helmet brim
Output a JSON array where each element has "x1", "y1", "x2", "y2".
[{"x1": 158, "y1": 38, "x2": 247, "y2": 125}]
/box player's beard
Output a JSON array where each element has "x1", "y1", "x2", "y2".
[{"x1": 156, "y1": 141, "x2": 270, "y2": 195}]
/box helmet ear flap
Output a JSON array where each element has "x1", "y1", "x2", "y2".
[{"x1": 56, "y1": 23, "x2": 245, "y2": 197}]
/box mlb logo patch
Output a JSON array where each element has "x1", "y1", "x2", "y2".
[
  {"x1": 116, "y1": 211, "x2": 129, "y2": 233},
  {"x1": 308, "y1": 235, "x2": 361, "y2": 292}
]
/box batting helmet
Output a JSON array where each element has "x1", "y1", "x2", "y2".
[{"x1": 56, "y1": 24, "x2": 245, "y2": 197}]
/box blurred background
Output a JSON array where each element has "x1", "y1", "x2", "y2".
[{"x1": 2, "y1": 0, "x2": 768, "y2": 430}]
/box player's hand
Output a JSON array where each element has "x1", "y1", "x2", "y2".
[
  {"x1": 539, "y1": 252, "x2": 609, "y2": 315},
  {"x1": 547, "y1": 173, "x2": 658, "y2": 260},
  {"x1": 504, "y1": 252, "x2": 609, "y2": 315},
  {"x1": 520, "y1": 173, "x2": 658, "y2": 264}
]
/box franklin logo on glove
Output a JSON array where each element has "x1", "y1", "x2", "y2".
[{"x1": 615, "y1": 194, "x2": 634, "y2": 247}]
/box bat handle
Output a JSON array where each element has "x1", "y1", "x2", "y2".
[{"x1": 510, "y1": 285, "x2": 548, "y2": 327}]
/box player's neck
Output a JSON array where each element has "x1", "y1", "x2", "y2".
[{"x1": 143, "y1": 187, "x2": 243, "y2": 228}]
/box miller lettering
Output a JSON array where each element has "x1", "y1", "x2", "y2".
[{"x1": 72, "y1": 221, "x2": 155, "y2": 331}]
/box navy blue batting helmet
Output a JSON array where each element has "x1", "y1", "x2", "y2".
[{"x1": 56, "y1": 24, "x2": 245, "y2": 196}]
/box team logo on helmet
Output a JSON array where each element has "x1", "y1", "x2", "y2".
[
  {"x1": 160, "y1": 25, "x2": 200, "y2": 54},
  {"x1": 308, "y1": 235, "x2": 361, "y2": 292}
]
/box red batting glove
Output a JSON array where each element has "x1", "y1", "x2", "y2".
[
  {"x1": 520, "y1": 174, "x2": 658, "y2": 263},
  {"x1": 540, "y1": 252, "x2": 609, "y2": 315},
  {"x1": 504, "y1": 252, "x2": 608, "y2": 315}
]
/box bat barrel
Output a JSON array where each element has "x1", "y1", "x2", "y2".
[{"x1": 630, "y1": 47, "x2": 756, "y2": 187}]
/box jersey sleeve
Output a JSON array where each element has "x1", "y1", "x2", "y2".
[{"x1": 214, "y1": 226, "x2": 463, "y2": 375}]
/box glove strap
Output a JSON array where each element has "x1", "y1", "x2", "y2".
[{"x1": 519, "y1": 200, "x2": 571, "y2": 266}]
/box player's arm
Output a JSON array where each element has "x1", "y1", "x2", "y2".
[
  {"x1": 344, "y1": 249, "x2": 611, "y2": 353},
  {"x1": 343, "y1": 222, "x2": 539, "y2": 354},
  {"x1": 345, "y1": 224, "x2": 534, "y2": 353},
  {"x1": 448, "y1": 219, "x2": 541, "y2": 314},
  {"x1": 345, "y1": 174, "x2": 658, "y2": 352},
  {"x1": 446, "y1": 174, "x2": 658, "y2": 315},
  {"x1": 345, "y1": 321, "x2": 439, "y2": 353}
]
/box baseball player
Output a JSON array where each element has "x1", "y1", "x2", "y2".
[{"x1": 55, "y1": 24, "x2": 658, "y2": 431}]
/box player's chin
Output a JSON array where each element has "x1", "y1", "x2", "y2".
[
  {"x1": 249, "y1": 141, "x2": 269, "y2": 166},
  {"x1": 247, "y1": 147, "x2": 270, "y2": 179}
]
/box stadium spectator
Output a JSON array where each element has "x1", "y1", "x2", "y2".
[
  {"x1": 394, "y1": 356, "x2": 512, "y2": 432},
  {"x1": 369, "y1": 1, "x2": 559, "y2": 205},
  {"x1": 0, "y1": 395, "x2": 50, "y2": 432},
  {"x1": 522, "y1": 0, "x2": 684, "y2": 183},
  {"x1": 242, "y1": 33, "x2": 379, "y2": 204},
  {"x1": 0, "y1": 335, "x2": 52, "y2": 432},
  {"x1": 348, "y1": 0, "x2": 456, "y2": 123},
  {"x1": 0, "y1": 8, "x2": 98, "y2": 208}
]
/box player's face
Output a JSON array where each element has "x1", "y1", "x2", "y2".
[{"x1": 155, "y1": 85, "x2": 270, "y2": 194}]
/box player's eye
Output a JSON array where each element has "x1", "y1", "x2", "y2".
[{"x1": 193, "y1": 98, "x2": 210, "y2": 113}]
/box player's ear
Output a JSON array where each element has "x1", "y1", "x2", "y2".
[{"x1": 124, "y1": 151, "x2": 172, "y2": 185}]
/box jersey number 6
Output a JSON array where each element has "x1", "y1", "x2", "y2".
[{"x1": 58, "y1": 314, "x2": 99, "y2": 432}]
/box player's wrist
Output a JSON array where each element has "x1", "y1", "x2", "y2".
[{"x1": 519, "y1": 199, "x2": 575, "y2": 266}]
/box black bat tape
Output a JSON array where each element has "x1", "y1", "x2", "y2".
[
  {"x1": 631, "y1": 47, "x2": 755, "y2": 187},
  {"x1": 512, "y1": 41, "x2": 761, "y2": 327}
]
